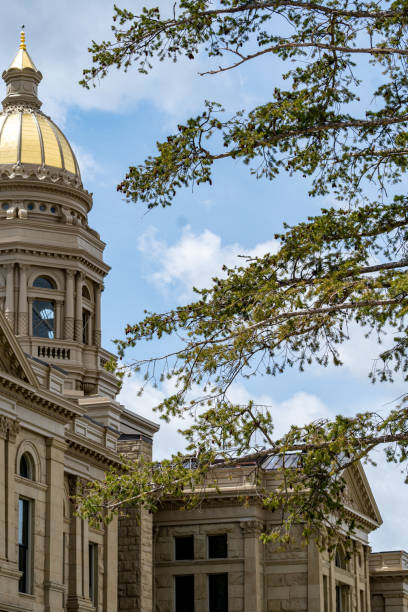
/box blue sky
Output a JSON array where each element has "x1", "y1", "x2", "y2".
[{"x1": 5, "y1": 0, "x2": 407, "y2": 550}]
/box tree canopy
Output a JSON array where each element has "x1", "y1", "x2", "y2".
[{"x1": 78, "y1": 0, "x2": 408, "y2": 548}]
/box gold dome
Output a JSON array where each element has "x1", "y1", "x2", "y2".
[
  {"x1": 0, "y1": 110, "x2": 80, "y2": 178},
  {"x1": 0, "y1": 31, "x2": 82, "y2": 186}
]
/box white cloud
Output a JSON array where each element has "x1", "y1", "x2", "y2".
[
  {"x1": 71, "y1": 143, "x2": 101, "y2": 182},
  {"x1": 138, "y1": 225, "x2": 279, "y2": 299},
  {"x1": 120, "y1": 374, "x2": 408, "y2": 551},
  {"x1": 119, "y1": 375, "x2": 328, "y2": 457},
  {"x1": 0, "y1": 1, "x2": 267, "y2": 125}
]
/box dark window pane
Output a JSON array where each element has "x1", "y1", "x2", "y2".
[
  {"x1": 208, "y1": 535, "x2": 227, "y2": 559},
  {"x1": 209, "y1": 574, "x2": 228, "y2": 612},
  {"x1": 175, "y1": 536, "x2": 194, "y2": 560},
  {"x1": 32, "y1": 300, "x2": 55, "y2": 339},
  {"x1": 89, "y1": 543, "x2": 97, "y2": 603},
  {"x1": 19, "y1": 454, "x2": 29, "y2": 478},
  {"x1": 18, "y1": 499, "x2": 30, "y2": 593},
  {"x1": 33, "y1": 276, "x2": 55, "y2": 289},
  {"x1": 82, "y1": 285, "x2": 91, "y2": 300},
  {"x1": 175, "y1": 575, "x2": 194, "y2": 612},
  {"x1": 82, "y1": 310, "x2": 90, "y2": 344}
]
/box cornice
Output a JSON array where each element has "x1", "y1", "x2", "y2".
[
  {"x1": 0, "y1": 246, "x2": 110, "y2": 277},
  {"x1": 0, "y1": 172, "x2": 92, "y2": 208},
  {"x1": 0, "y1": 371, "x2": 83, "y2": 422},
  {"x1": 65, "y1": 431, "x2": 121, "y2": 467}
]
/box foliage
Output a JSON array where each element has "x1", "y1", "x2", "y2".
[{"x1": 78, "y1": 0, "x2": 408, "y2": 544}]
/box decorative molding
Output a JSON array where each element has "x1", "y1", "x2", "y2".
[
  {"x1": 240, "y1": 520, "x2": 264, "y2": 536},
  {"x1": 0, "y1": 415, "x2": 20, "y2": 440}
]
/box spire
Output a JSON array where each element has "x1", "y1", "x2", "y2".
[
  {"x1": 2, "y1": 28, "x2": 42, "y2": 109},
  {"x1": 20, "y1": 27, "x2": 26, "y2": 50}
]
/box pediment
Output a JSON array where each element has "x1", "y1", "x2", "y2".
[
  {"x1": 0, "y1": 311, "x2": 38, "y2": 388},
  {"x1": 343, "y1": 461, "x2": 382, "y2": 527}
]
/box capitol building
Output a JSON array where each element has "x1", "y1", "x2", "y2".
[{"x1": 0, "y1": 32, "x2": 406, "y2": 612}]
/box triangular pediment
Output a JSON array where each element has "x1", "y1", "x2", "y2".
[
  {"x1": 343, "y1": 461, "x2": 382, "y2": 528},
  {"x1": 0, "y1": 311, "x2": 38, "y2": 388}
]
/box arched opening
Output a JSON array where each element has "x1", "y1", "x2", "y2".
[
  {"x1": 335, "y1": 545, "x2": 348, "y2": 570},
  {"x1": 19, "y1": 453, "x2": 34, "y2": 480},
  {"x1": 82, "y1": 285, "x2": 91, "y2": 300},
  {"x1": 33, "y1": 276, "x2": 56, "y2": 289}
]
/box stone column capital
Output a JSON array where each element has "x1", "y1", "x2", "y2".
[
  {"x1": 3, "y1": 263, "x2": 14, "y2": 273},
  {"x1": 66, "y1": 269, "x2": 75, "y2": 279},
  {"x1": 240, "y1": 520, "x2": 264, "y2": 536},
  {"x1": 0, "y1": 415, "x2": 20, "y2": 441}
]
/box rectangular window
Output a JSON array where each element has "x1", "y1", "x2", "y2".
[
  {"x1": 208, "y1": 534, "x2": 227, "y2": 559},
  {"x1": 18, "y1": 498, "x2": 31, "y2": 593},
  {"x1": 89, "y1": 542, "x2": 97, "y2": 604},
  {"x1": 336, "y1": 585, "x2": 349, "y2": 612},
  {"x1": 209, "y1": 573, "x2": 228, "y2": 612},
  {"x1": 175, "y1": 536, "x2": 194, "y2": 560},
  {"x1": 360, "y1": 589, "x2": 365, "y2": 612},
  {"x1": 82, "y1": 309, "x2": 91, "y2": 344},
  {"x1": 32, "y1": 299, "x2": 55, "y2": 339},
  {"x1": 175, "y1": 575, "x2": 194, "y2": 612}
]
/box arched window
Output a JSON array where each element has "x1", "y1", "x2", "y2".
[
  {"x1": 19, "y1": 453, "x2": 34, "y2": 480},
  {"x1": 33, "y1": 276, "x2": 56, "y2": 289},
  {"x1": 335, "y1": 545, "x2": 348, "y2": 570},
  {"x1": 82, "y1": 285, "x2": 91, "y2": 300}
]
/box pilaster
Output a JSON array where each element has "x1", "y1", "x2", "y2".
[
  {"x1": 240, "y1": 519, "x2": 264, "y2": 612},
  {"x1": 64, "y1": 270, "x2": 75, "y2": 341},
  {"x1": 18, "y1": 264, "x2": 28, "y2": 336},
  {"x1": 74, "y1": 272, "x2": 83, "y2": 343},
  {"x1": 4, "y1": 264, "x2": 15, "y2": 329},
  {"x1": 44, "y1": 437, "x2": 67, "y2": 612},
  {"x1": 93, "y1": 283, "x2": 102, "y2": 347}
]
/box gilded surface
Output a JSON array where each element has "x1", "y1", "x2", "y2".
[
  {"x1": 21, "y1": 112, "x2": 42, "y2": 164},
  {"x1": 8, "y1": 47, "x2": 37, "y2": 71},
  {"x1": 0, "y1": 110, "x2": 79, "y2": 175}
]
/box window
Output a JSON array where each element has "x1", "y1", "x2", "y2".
[
  {"x1": 82, "y1": 285, "x2": 91, "y2": 300},
  {"x1": 209, "y1": 574, "x2": 228, "y2": 612},
  {"x1": 89, "y1": 542, "x2": 97, "y2": 604},
  {"x1": 335, "y1": 546, "x2": 348, "y2": 570},
  {"x1": 336, "y1": 585, "x2": 349, "y2": 612},
  {"x1": 82, "y1": 309, "x2": 91, "y2": 344},
  {"x1": 360, "y1": 590, "x2": 365, "y2": 612},
  {"x1": 175, "y1": 536, "x2": 194, "y2": 560},
  {"x1": 33, "y1": 276, "x2": 55, "y2": 289},
  {"x1": 19, "y1": 454, "x2": 34, "y2": 480},
  {"x1": 32, "y1": 300, "x2": 55, "y2": 338},
  {"x1": 175, "y1": 575, "x2": 194, "y2": 612},
  {"x1": 18, "y1": 498, "x2": 32, "y2": 593},
  {"x1": 208, "y1": 534, "x2": 227, "y2": 559}
]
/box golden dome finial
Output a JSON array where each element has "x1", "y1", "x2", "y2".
[{"x1": 19, "y1": 26, "x2": 26, "y2": 50}]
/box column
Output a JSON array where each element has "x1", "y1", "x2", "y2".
[
  {"x1": 103, "y1": 514, "x2": 118, "y2": 612},
  {"x1": 240, "y1": 520, "x2": 263, "y2": 612},
  {"x1": 56, "y1": 301, "x2": 63, "y2": 340},
  {"x1": 74, "y1": 272, "x2": 83, "y2": 343},
  {"x1": 64, "y1": 270, "x2": 75, "y2": 340},
  {"x1": 5, "y1": 419, "x2": 19, "y2": 563},
  {"x1": 44, "y1": 438, "x2": 67, "y2": 612},
  {"x1": 0, "y1": 418, "x2": 7, "y2": 560},
  {"x1": 307, "y1": 540, "x2": 321, "y2": 611},
  {"x1": 4, "y1": 264, "x2": 14, "y2": 329},
  {"x1": 93, "y1": 283, "x2": 102, "y2": 347},
  {"x1": 18, "y1": 264, "x2": 28, "y2": 336}
]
